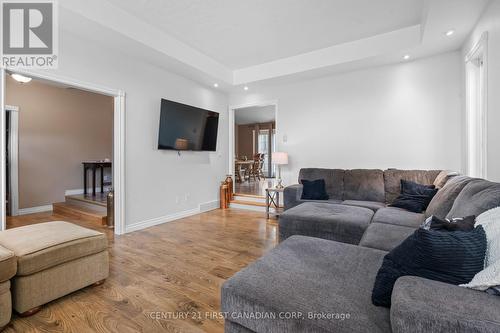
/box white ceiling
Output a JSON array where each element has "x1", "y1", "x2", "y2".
[
  {"x1": 235, "y1": 105, "x2": 276, "y2": 125},
  {"x1": 60, "y1": 0, "x2": 491, "y2": 89},
  {"x1": 105, "y1": 0, "x2": 423, "y2": 69}
]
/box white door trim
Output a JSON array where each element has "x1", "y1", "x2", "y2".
[
  {"x1": 464, "y1": 32, "x2": 488, "y2": 178},
  {"x1": 228, "y1": 100, "x2": 278, "y2": 184},
  {"x1": 0, "y1": 68, "x2": 5, "y2": 231},
  {"x1": 5, "y1": 104, "x2": 19, "y2": 216},
  {"x1": 0, "y1": 69, "x2": 126, "y2": 235}
]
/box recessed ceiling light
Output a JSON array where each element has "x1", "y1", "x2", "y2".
[
  {"x1": 445, "y1": 29, "x2": 455, "y2": 37},
  {"x1": 213, "y1": 83, "x2": 218, "y2": 88},
  {"x1": 244, "y1": 86, "x2": 249, "y2": 91},
  {"x1": 403, "y1": 54, "x2": 411, "y2": 60},
  {"x1": 11, "y1": 73, "x2": 32, "y2": 83}
]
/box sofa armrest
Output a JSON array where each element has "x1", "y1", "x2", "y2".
[
  {"x1": 391, "y1": 276, "x2": 500, "y2": 333},
  {"x1": 284, "y1": 184, "x2": 303, "y2": 210}
]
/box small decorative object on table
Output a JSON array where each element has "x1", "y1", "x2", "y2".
[
  {"x1": 266, "y1": 187, "x2": 284, "y2": 219},
  {"x1": 272, "y1": 152, "x2": 288, "y2": 189}
]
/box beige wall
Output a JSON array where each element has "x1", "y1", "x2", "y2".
[
  {"x1": 236, "y1": 121, "x2": 275, "y2": 159},
  {"x1": 236, "y1": 124, "x2": 253, "y2": 158},
  {"x1": 6, "y1": 76, "x2": 113, "y2": 209}
]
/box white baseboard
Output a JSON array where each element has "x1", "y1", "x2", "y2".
[
  {"x1": 125, "y1": 200, "x2": 220, "y2": 233},
  {"x1": 200, "y1": 200, "x2": 219, "y2": 212},
  {"x1": 65, "y1": 186, "x2": 112, "y2": 196},
  {"x1": 18, "y1": 205, "x2": 53, "y2": 215}
]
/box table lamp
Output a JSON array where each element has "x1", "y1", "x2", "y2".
[{"x1": 272, "y1": 152, "x2": 288, "y2": 189}]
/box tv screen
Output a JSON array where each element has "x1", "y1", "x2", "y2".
[{"x1": 158, "y1": 99, "x2": 219, "y2": 151}]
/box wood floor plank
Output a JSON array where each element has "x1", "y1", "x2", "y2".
[{"x1": 4, "y1": 208, "x2": 277, "y2": 333}]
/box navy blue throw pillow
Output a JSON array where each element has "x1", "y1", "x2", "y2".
[
  {"x1": 372, "y1": 226, "x2": 486, "y2": 307},
  {"x1": 421, "y1": 215, "x2": 476, "y2": 232},
  {"x1": 390, "y1": 180, "x2": 438, "y2": 213},
  {"x1": 300, "y1": 179, "x2": 329, "y2": 200}
]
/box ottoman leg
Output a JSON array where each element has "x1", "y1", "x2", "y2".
[
  {"x1": 18, "y1": 306, "x2": 42, "y2": 317},
  {"x1": 93, "y1": 279, "x2": 106, "y2": 286}
]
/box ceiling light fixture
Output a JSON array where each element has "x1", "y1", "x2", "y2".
[
  {"x1": 11, "y1": 73, "x2": 32, "y2": 83},
  {"x1": 243, "y1": 86, "x2": 249, "y2": 91},
  {"x1": 445, "y1": 29, "x2": 455, "y2": 37},
  {"x1": 213, "y1": 83, "x2": 218, "y2": 88},
  {"x1": 403, "y1": 54, "x2": 410, "y2": 60}
]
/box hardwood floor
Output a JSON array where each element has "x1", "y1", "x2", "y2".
[{"x1": 5, "y1": 209, "x2": 278, "y2": 333}]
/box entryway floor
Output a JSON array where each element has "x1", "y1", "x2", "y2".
[
  {"x1": 66, "y1": 192, "x2": 108, "y2": 207},
  {"x1": 234, "y1": 178, "x2": 277, "y2": 197}
]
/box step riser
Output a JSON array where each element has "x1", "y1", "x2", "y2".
[
  {"x1": 53, "y1": 203, "x2": 107, "y2": 225},
  {"x1": 232, "y1": 195, "x2": 266, "y2": 204},
  {"x1": 229, "y1": 203, "x2": 267, "y2": 212},
  {"x1": 229, "y1": 202, "x2": 280, "y2": 213}
]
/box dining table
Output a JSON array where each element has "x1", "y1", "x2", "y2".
[{"x1": 234, "y1": 160, "x2": 254, "y2": 183}]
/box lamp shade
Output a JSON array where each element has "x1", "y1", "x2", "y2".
[{"x1": 272, "y1": 152, "x2": 288, "y2": 165}]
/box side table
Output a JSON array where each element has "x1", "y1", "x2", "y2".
[{"x1": 265, "y1": 187, "x2": 284, "y2": 219}]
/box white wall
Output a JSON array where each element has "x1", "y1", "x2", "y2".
[
  {"x1": 31, "y1": 29, "x2": 228, "y2": 230},
  {"x1": 463, "y1": 1, "x2": 500, "y2": 182},
  {"x1": 229, "y1": 52, "x2": 463, "y2": 185}
]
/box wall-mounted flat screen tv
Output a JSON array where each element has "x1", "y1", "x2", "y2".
[{"x1": 158, "y1": 99, "x2": 219, "y2": 151}]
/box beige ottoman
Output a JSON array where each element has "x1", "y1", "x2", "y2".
[
  {"x1": 0, "y1": 245, "x2": 16, "y2": 329},
  {"x1": 0, "y1": 222, "x2": 109, "y2": 315}
]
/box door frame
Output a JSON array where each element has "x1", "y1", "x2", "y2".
[
  {"x1": 228, "y1": 100, "x2": 278, "y2": 187},
  {"x1": 464, "y1": 32, "x2": 488, "y2": 178},
  {"x1": 5, "y1": 104, "x2": 19, "y2": 216},
  {"x1": 0, "y1": 68, "x2": 126, "y2": 235}
]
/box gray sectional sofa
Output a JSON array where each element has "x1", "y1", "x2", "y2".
[{"x1": 221, "y1": 168, "x2": 500, "y2": 333}]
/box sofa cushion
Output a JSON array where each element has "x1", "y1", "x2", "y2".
[
  {"x1": 0, "y1": 221, "x2": 108, "y2": 276},
  {"x1": 0, "y1": 280, "x2": 11, "y2": 328},
  {"x1": 384, "y1": 169, "x2": 441, "y2": 204},
  {"x1": 279, "y1": 203, "x2": 373, "y2": 244},
  {"x1": 343, "y1": 169, "x2": 385, "y2": 202},
  {"x1": 433, "y1": 170, "x2": 459, "y2": 188},
  {"x1": 221, "y1": 236, "x2": 391, "y2": 333},
  {"x1": 359, "y1": 223, "x2": 415, "y2": 252},
  {"x1": 301, "y1": 199, "x2": 342, "y2": 205},
  {"x1": 447, "y1": 179, "x2": 500, "y2": 219},
  {"x1": 425, "y1": 176, "x2": 474, "y2": 218},
  {"x1": 299, "y1": 168, "x2": 345, "y2": 200},
  {"x1": 391, "y1": 276, "x2": 500, "y2": 333},
  {"x1": 342, "y1": 200, "x2": 386, "y2": 212},
  {"x1": 0, "y1": 245, "x2": 16, "y2": 283},
  {"x1": 225, "y1": 320, "x2": 255, "y2": 333},
  {"x1": 372, "y1": 207, "x2": 425, "y2": 228}
]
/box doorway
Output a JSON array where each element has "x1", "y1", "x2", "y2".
[
  {"x1": 230, "y1": 103, "x2": 278, "y2": 197},
  {"x1": 0, "y1": 69, "x2": 125, "y2": 234}
]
